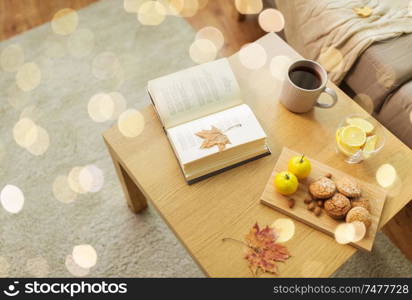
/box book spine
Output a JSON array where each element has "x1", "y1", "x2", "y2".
[{"x1": 147, "y1": 88, "x2": 167, "y2": 135}]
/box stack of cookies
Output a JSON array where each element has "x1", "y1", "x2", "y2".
[{"x1": 307, "y1": 174, "x2": 372, "y2": 230}]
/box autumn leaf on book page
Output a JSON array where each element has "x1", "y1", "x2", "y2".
[
  {"x1": 244, "y1": 223, "x2": 290, "y2": 275},
  {"x1": 195, "y1": 126, "x2": 231, "y2": 152}
]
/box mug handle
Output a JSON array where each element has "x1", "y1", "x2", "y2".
[{"x1": 315, "y1": 87, "x2": 338, "y2": 109}]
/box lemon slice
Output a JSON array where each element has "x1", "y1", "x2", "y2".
[
  {"x1": 336, "y1": 133, "x2": 361, "y2": 156},
  {"x1": 341, "y1": 125, "x2": 366, "y2": 147},
  {"x1": 362, "y1": 135, "x2": 378, "y2": 158},
  {"x1": 346, "y1": 117, "x2": 374, "y2": 134},
  {"x1": 336, "y1": 127, "x2": 343, "y2": 142}
]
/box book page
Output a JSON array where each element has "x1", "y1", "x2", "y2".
[
  {"x1": 167, "y1": 104, "x2": 266, "y2": 165},
  {"x1": 148, "y1": 58, "x2": 242, "y2": 129}
]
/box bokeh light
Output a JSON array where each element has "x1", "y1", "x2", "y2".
[
  {"x1": 387, "y1": 176, "x2": 402, "y2": 198},
  {"x1": 350, "y1": 221, "x2": 367, "y2": 242},
  {"x1": 118, "y1": 109, "x2": 145, "y2": 138},
  {"x1": 334, "y1": 223, "x2": 355, "y2": 244},
  {"x1": 137, "y1": 1, "x2": 167, "y2": 26},
  {"x1": 78, "y1": 165, "x2": 104, "y2": 193},
  {"x1": 238, "y1": 42, "x2": 267, "y2": 69},
  {"x1": 26, "y1": 257, "x2": 49, "y2": 277},
  {"x1": 318, "y1": 46, "x2": 344, "y2": 73},
  {"x1": 67, "y1": 165, "x2": 104, "y2": 195},
  {"x1": 159, "y1": 0, "x2": 182, "y2": 15},
  {"x1": 72, "y1": 244, "x2": 97, "y2": 269},
  {"x1": 353, "y1": 93, "x2": 374, "y2": 114},
  {"x1": 301, "y1": 261, "x2": 325, "y2": 277},
  {"x1": 92, "y1": 52, "x2": 120, "y2": 80},
  {"x1": 235, "y1": 0, "x2": 263, "y2": 14},
  {"x1": 376, "y1": 68, "x2": 395, "y2": 89},
  {"x1": 53, "y1": 175, "x2": 78, "y2": 203},
  {"x1": 178, "y1": 0, "x2": 200, "y2": 17},
  {"x1": 195, "y1": 26, "x2": 224, "y2": 51},
  {"x1": 88, "y1": 93, "x2": 114, "y2": 123},
  {"x1": 1, "y1": 184, "x2": 25, "y2": 214},
  {"x1": 13, "y1": 118, "x2": 38, "y2": 148},
  {"x1": 334, "y1": 221, "x2": 366, "y2": 244},
  {"x1": 189, "y1": 38, "x2": 217, "y2": 64},
  {"x1": 16, "y1": 62, "x2": 42, "y2": 91},
  {"x1": 376, "y1": 164, "x2": 397, "y2": 188},
  {"x1": 13, "y1": 118, "x2": 49, "y2": 155},
  {"x1": 68, "y1": 29, "x2": 95, "y2": 58},
  {"x1": 123, "y1": 0, "x2": 146, "y2": 12},
  {"x1": 258, "y1": 8, "x2": 285, "y2": 32},
  {"x1": 271, "y1": 218, "x2": 295, "y2": 243},
  {"x1": 108, "y1": 92, "x2": 127, "y2": 120},
  {"x1": 68, "y1": 167, "x2": 88, "y2": 194},
  {"x1": 26, "y1": 126, "x2": 50, "y2": 156},
  {"x1": 51, "y1": 8, "x2": 79, "y2": 35},
  {"x1": 270, "y1": 55, "x2": 293, "y2": 80},
  {"x1": 65, "y1": 255, "x2": 90, "y2": 277},
  {"x1": 0, "y1": 44, "x2": 24, "y2": 72},
  {"x1": 0, "y1": 256, "x2": 9, "y2": 277}
]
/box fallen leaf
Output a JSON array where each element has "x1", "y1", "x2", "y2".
[
  {"x1": 244, "y1": 223, "x2": 290, "y2": 275},
  {"x1": 353, "y1": 6, "x2": 372, "y2": 18},
  {"x1": 195, "y1": 126, "x2": 230, "y2": 151}
]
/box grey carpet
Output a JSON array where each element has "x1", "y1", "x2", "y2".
[{"x1": 0, "y1": 0, "x2": 410, "y2": 277}]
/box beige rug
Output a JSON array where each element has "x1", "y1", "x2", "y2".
[{"x1": 0, "y1": 0, "x2": 410, "y2": 277}]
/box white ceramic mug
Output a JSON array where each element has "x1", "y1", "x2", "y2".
[{"x1": 280, "y1": 59, "x2": 337, "y2": 113}]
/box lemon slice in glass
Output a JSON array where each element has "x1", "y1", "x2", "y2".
[
  {"x1": 346, "y1": 117, "x2": 374, "y2": 134},
  {"x1": 336, "y1": 127, "x2": 343, "y2": 141},
  {"x1": 362, "y1": 135, "x2": 378, "y2": 158},
  {"x1": 336, "y1": 129, "x2": 361, "y2": 156},
  {"x1": 341, "y1": 125, "x2": 366, "y2": 147}
]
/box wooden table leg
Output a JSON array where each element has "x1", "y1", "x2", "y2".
[
  {"x1": 382, "y1": 201, "x2": 412, "y2": 261},
  {"x1": 105, "y1": 141, "x2": 148, "y2": 213}
]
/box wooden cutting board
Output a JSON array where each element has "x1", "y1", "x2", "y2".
[{"x1": 261, "y1": 147, "x2": 386, "y2": 251}]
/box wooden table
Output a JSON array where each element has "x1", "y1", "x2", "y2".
[{"x1": 103, "y1": 33, "x2": 412, "y2": 277}]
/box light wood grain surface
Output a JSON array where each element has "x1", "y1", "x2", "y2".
[
  {"x1": 103, "y1": 33, "x2": 412, "y2": 277},
  {"x1": 261, "y1": 147, "x2": 386, "y2": 252}
]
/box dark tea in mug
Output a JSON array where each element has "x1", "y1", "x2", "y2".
[{"x1": 288, "y1": 66, "x2": 322, "y2": 90}]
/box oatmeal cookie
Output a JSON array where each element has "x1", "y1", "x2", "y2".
[
  {"x1": 351, "y1": 198, "x2": 370, "y2": 211},
  {"x1": 335, "y1": 177, "x2": 361, "y2": 198},
  {"x1": 324, "y1": 193, "x2": 351, "y2": 219},
  {"x1": 346, "y1": 207, "x2": 371, "y2": 228},
  {"x1": 309, "y1": 176, "x2": 336, "y2": 199}
]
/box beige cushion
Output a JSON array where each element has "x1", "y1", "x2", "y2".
[
  {"x1": 344, "y1": 34, "x2": 412, "y2": 112},
  {"x1": 377, "y1": 81, "x2": 412, "y2": 148}
]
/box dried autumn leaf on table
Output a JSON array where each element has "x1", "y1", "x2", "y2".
[
  {"x1": 195, "y1": 126, "x2": 231, "y2": 151},
  {"x1": 244, "y1": 223, "x2": 290, "y2": 275},
  {"x1": 353, "y1": 6, "x2": 372, "y2": 18}
]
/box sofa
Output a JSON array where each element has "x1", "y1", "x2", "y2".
[{"x1": 274, "y1": 0, "x2": 412, "y2": 149}]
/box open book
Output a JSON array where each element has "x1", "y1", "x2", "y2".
[{"x1": 147, "y1": 58, "x2": 270, "y2": 184}]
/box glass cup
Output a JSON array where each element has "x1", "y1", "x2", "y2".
[{"x1": 335, "y1": 114, "x2": 386, "y2": 164}]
